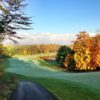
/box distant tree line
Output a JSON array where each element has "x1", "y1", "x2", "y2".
[
  {"x1": 3, "y1": 44, "x2": 61, "y2": 55},
  {"x1": 56, "y1": 31, "x2": 100, "y2": 71}
]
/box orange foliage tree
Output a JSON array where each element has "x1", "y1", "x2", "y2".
[
  {"x1": 90, "y1": 34, "x2": 100, "y2": 69},
  {"x1": 64, "y1": 52, "x2": 75, "y2": 70}
]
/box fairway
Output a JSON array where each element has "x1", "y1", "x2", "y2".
[{"x1": 6, "y1": 55, "x2": 100, "y2": 89}]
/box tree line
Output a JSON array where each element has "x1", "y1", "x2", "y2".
[{"x1": 2, "y1": 44, "x2": 61, "y2": 55}]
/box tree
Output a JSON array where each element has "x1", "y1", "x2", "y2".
[
  {"x1": 63, "y1": 49, "x2": 75, "y2": 70},
  {"x1": 0, "y1": 43, "x2": 3, "y2": 56},
  {"x1": 74, "y1": 47, "x2": 92, "y2": 70},
  {"x1": 90, "y1": 34, "x2": 100, "y2": 69},
  {"x1": 3, "y1": 45, "x2": 15, "y2": 56},
  {"x1": 0, "y1": 0, "x2": 31, "y2": 43},
  {"x1": 73, "y1": 31, "x2": 92, "y2": 51},
  {"x1": 56, "y1": 45, "x2": 72, "y2": 68},
  {"x1": 73, "y1": 31, "x2": 94, "y2": 70}
]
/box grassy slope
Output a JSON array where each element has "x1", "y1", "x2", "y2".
[{"x1": 4, "y1": 54, "x2": 100, "y2": 100}]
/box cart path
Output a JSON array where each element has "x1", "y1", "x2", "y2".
[{"x1": 9, "y1": 81, "x2": 58, "y2": 100}]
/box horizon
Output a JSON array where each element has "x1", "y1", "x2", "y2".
[{"x1": 3, "y1": 32, "x2": 96, "y2": 45}]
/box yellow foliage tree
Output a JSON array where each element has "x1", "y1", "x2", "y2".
[
  {"x1": 74, "y1": 47, "x2": 92, "y2": 70},
  {"x1": 3, "y1": 45, "x2": 14, "y2": 56},
  {"x1": 73, "y1": 32, "x2": 93, "y2": 70}
]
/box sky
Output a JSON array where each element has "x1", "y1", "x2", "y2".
[
  {"x1": 24, "y1": 0, "x2": 100, "y2": 34},
  {"x1": 3, "y1": 0, "x2": 100, "y2": 45}
]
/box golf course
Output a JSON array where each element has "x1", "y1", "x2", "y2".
[
  {"x1": 3, "y1": 53, "x2": 100, "y2": 100},
  {"x1": 0, "y1": 0, "x2": 100, "y2": 100}
]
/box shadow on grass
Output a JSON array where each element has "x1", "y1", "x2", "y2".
[
  {"x1": 6, "y1": 56, "x2": 64, "y2": 78},
  {"x1": 44, "y1": 60, "x2": 59, "y2": 67},
  {"x1": 0, "y1": 54, "x2": 11, "y2": 69},
  {"x1": 38, "y1": 59, "x2": 65, "y2": 72}
]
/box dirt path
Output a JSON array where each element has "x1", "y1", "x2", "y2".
[{"x1": 9, "y1": 81, "x2": 58, "y2": 100}]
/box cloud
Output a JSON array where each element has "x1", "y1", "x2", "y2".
[
  {"x1": 2, "y1": 32, "x2": 78, "y2": 45},
  {"x1": 89, "y1": 33, "x2": 96, "y2": 36}
]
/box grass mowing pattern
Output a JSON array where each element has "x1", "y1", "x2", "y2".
[{"x1": 6, "y1": 57, "x2": 100, "y2": 89}]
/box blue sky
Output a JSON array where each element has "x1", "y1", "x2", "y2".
[{"x1": 24, "y1": 0, "x2": 100, "y2": 34}]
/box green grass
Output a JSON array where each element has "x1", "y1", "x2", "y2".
[
  {"x1": 38, "y1": 59, "x2": 63, "y2": 71},
  {"x1": 6, "y1": 56, "x2": 100, "y2": 89},
  {"x1": 3, "y1": 54, "x2": 100, "y2": 100},
  {"x1": 31, "y1": 78, "x2": 100, "y2": 100},
  {"x1": 4, "y1": 73, "x2": 100, "y2": 100},
  {"x1": 13, "y1": 52, "x2": 56, "y2": 60}
]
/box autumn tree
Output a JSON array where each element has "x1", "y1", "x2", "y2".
[
  {"x1": 0, "y1": 44, "x2": 3, "y2": 56},
  {"x1": 73, "y1": 31, "x2": 93, "y2": 70},
  {"x1": 73, "y1": 31, "x2": 92, "y2": 51},
  {"x1": 3, "y1": 45, "x2": 15, "y2": 56},
  {"x1": 90, "y1": 34, "x2": 100, "y2": 69},
  {"x1": 0, "y1": 0, "x2": 31, "y2": 43},
  {"x1": 63, "y1": 48, "x2": 74, "y2": 70}
]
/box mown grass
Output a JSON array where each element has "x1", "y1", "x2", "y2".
[
  {"x1": 38, "y1": 59, "x2": 63, "y2": 71},
  {"x1": 6, "y1": 56, "x2": 100, "y2": 89},
  {"x1": 13, "y1": 52, "x2": 56, "y2": 60}
]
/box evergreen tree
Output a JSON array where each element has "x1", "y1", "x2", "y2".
[
  {"x1": 0, "y1": 0, "x2": 31, "y2": 43},
  {"x1": 56, "y1": 45, "x2": 72, "y2": 67}
]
